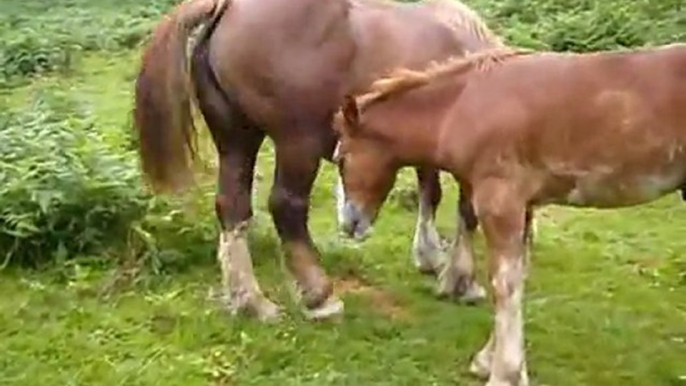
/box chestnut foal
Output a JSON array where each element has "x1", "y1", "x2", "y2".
[
  {"x1": 334, "y1": 44, "x2": 686, "y2": 386},
  {"x1": 134, "y1": 0, "x2": 503, "y2": 321}
]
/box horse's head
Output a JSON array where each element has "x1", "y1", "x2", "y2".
[{"x1": 333, "y1": 96, "x2": 399, "y2": 240}]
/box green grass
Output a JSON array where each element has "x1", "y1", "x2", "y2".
[
  {"x1": 1, "y1": 0, "x2": 685, "y2": 385},
  {"x1": 1, "y1": 147, "x2": 685, "y2": 386}
]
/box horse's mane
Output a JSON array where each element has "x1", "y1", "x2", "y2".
[
  {"x1": 350, "y1": 0, "x2": 504, "y2": 48},
  {"x1": 355, "y1": 48, "x2": 532, "y2": 110},
  {"x1": 424, "y1": 0, "x2": 505, "y2": 48}
]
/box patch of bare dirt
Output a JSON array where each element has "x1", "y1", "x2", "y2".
[{"x1": 333, "y1": 276, "x2": 410, "y2": 321}]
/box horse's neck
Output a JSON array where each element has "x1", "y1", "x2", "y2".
[
  {"x1": 346, "y1": 0, "x2": 500, "y2": 93},
  {"x1": 368, "y1": 78, "x2": 466, "y2": 167}
]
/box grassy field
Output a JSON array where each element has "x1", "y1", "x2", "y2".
[{"x1": 1, "y1": 0, "x2": 685, "y2": 385}]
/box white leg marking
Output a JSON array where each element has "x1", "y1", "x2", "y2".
[
  {"x1": 438, "y1": 217, "x2": 486, "y2": 302},
  {"x1": 412, "y1": 194, "x2": 443, "y2": 273},
  {"x1": 470, "y1": 333, "x2": 494, "y2": 379},
  {"x1": 487, "y1": 256, "x2": 528, "y2": 386},
  {"x1": 529, "y1": 216, "x2": 538, "y2": 242},
  {"x1": 217, "y1": 221, "x2": 280, "y2": 322}
]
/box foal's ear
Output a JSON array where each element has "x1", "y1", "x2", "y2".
[{"x1": 342, "y1": 95, "x2": 360, "y2": 130}]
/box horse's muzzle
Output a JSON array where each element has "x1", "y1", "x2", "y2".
[{"x1": 340, "y1": 200, "x2": 372, "y2": 241}]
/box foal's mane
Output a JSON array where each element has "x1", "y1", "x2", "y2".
[{"x1": 355, "y1": 48, "x2": 531, "y2": 110}]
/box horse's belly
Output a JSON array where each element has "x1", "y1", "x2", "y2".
[{"x1": 555, "y1": 167, "x2": 685, "y2": 208}]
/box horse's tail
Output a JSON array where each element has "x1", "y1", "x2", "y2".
[{"x1": 133, "y1": 0, "x2": 231, "y2": 193}]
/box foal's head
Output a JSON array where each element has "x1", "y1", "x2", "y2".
[{"x1": 333, "y1": 96, "x2": 400, "y2": 239}]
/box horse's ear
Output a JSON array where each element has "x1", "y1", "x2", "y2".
[{"x1": 342, "y1": 95, "x2": 360, "y2": 131}]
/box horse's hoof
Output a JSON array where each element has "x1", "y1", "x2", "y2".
[
  {"x1": 485, "y1": 379, "x2": 514, "y2": 386},
  {"x1": 416, "y1": 263, "x2": 439, "y2": 276},
  {"x1": 303, "y1": 295, "x2": 345, "y2": 321},
  {"x1": 469, "y1": 355, "x2": 491, "y2": 379},
  {"x1": 412, "y1": 236, "x2": 446, "y2": 277},
  {"x1": 435, "y1": 269, "x2": 487, "y2": 304},
  {"x1": 483, "y1": 375, "x2": 527, "y2": 386},
  {"x1": 250, "y1": 296, "x2": 282, "y2": 323},
  {"x1": 460, "y1": 281, "x2": 487, "y2": 305},
  {"x1": 211, "y1": 288, "x2": 282, "y2": 323}
]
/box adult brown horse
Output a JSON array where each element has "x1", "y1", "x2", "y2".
[
  {"x1": 333, "y1": 44, "x2": 686, "y2": 386},
  {"x1": 134, "y1": 0, "x2": 503, "y2": 321}
]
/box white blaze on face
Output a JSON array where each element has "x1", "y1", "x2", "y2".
[
  {"x1": 332, "y1": 141, "x2": 342, "y2": 163},
  {"x1": 333, "y1": 141, "x2": 348, "y2": 228},
  {"x1": 335, "y1": 173, "x2": 347, "y2": 227}
]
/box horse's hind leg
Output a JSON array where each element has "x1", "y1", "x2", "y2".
[
  {"x1": 437, "y1": 182, "x2": 487, "y2": 303},
  {"x1": 412, "y1": 167, "x2": 444, "y2": 274},
  {"x1": 192, "y1": 50, "x2": 279, "y2": 322},
  {"x1": 270, "y1": 133, "x2": 343, "y2": 320},
  {"x1": 212, "y1": 129, "x2": 281, "y2": 321}
]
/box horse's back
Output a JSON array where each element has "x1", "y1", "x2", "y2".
[{"x1": 454, "y1": 45, "x2": 686, "y2": 208}]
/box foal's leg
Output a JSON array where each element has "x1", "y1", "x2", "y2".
[
  {"x1": 470, "y1": 180, "x2": 529, "y2": 386},
  {"x1": 437, "y1": 183, "x2": 487, "y2": 302},
  {"x1": 412, "y1": 167, "x2": 444, "y2": 274},
  {"x1": 270, "y1": 135, "x2": 343, "y2": 320},
  {"x1": 470, "y1": 207, "x2": 534, "y2": 381}
]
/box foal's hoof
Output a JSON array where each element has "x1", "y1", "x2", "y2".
[
  {"x1": 436, "y1": 271, "x2": 487, "y2": 305},
  {"x1": 460, "y1": 282, "x2": 487, "y2": 304},
  {"x1": 302, "y1": 295, "x2": 345, "y2": 321},
  {"x1": 484, "y1": 376, "x2": 528, "y2": 386},
  {"x1": 469, "y1": 353, "x2": 491, "y2": 379},
  {"x1": 485, "y1": 379, "x2": 514, "y2": 386}
]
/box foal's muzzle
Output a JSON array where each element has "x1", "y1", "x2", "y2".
[{"x1": 340, "y1": 200, "x2": 372, "y2": 241}]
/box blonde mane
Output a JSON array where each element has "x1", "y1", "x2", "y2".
[
  {"x1": 355, "y1": 48, "x2": 532, "y2": 110},
  {"x1": 425, "y1": 0, "x2": 505, "y2": 48},
  {"x1": 350, "y1": 0, "x2": 504, "y2": 48}
]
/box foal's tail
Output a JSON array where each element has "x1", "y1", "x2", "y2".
[{"x1": 133, "y1": 0, "x2": 231, "y2": 193}]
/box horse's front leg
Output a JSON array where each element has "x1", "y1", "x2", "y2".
[
  {"x1": 437, "y1": 182, "x2": 487, "y2": 303},
  {"x1": 411, "y1": 167, "x2": 445, "y2": 274},
  {"x1": 470, "y1": 179, "x2": 529, "y2": 386},
  {"x1": 270, "y1": 135, "x2": 344, "y2": 320}
]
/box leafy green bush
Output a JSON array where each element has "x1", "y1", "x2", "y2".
[
  {"x1": 471, "y1": 0, "x2": 685, "y2": 52},
  {"x1": 0, "y1": 0, "x2": 179, "y2": 82},
  {"x1": 0, "y1": 91, "x2": 149, "y2": 267},
  {"x1": 1, "y1": 32, "x2": 77, "y2": 80}
]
